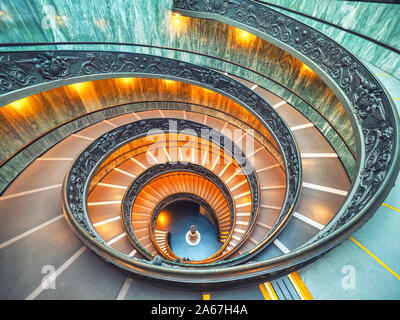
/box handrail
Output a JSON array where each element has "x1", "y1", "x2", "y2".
[
  {"x1": 252, "y1": 0, "x2": 400, "y2": 56},
  {"x1": 151, "y1": 192, "x2": 221, "y2": 238},
  {"x1": 54, "y1": 0, "x2": 398, "y2": 285},
  {"x1": 117, "y1": 119, "x2": 260, "y2": 264},
  {"x1": 90, "y1": 130, "x2": 263, "y2": 263},
  {"x1": 60, "y1": 53, "x2": 302, "y2": 272},
  {"x1": 170, "y1": 0, "x2": 400, "y2": 273},
  {"x1": 90, "y1": 133, "x2": 256, "y2": 191},
  {"x1": 164, "y1": 232, "x2": 180, "y2": 260},
  {"x1": 0, "y1": 41, "x2": 355, "y2": 165},
  {"x1": 151, "y1": 230, "x2": 173, "y2": 261},
  {"x1": 60, "y1": 1, "x2": 398, "y2": 285},
  {"x1": 148, "y1": 183, "x2": 229, "y2": 261},
  {"x1": 122, "y1": 165, "x2": 238, "y2": 262},
  {"x1": 152, "y1": 230, "x2": 181, "y2": 261},
  {"x1": 0, "y1": 99, "x2": 282, "y2": 195}
]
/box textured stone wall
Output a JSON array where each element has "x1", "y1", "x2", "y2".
[{"x1": 259, "y1": 0, "x2": 400, "y2": 79}]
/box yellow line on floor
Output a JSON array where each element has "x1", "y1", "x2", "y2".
[
  {"x1": 203, "y1": 293, "x2": 210, "y2": 300},
  {"x1": 259, "y1": 282, "x2": 278, "y2": 300},
  {"x1": 382, "y1": 203, "x2": 400, "y2": 213},
  {"x1": 393, "y1": 97, "x2": 400, "y2": 100},
  {"x1": 350, "y1": 237, "x2": 400, "y2": 281},
  {"x1": 375, "y1": 73, "x2": 390, "y2": 76},
  {"x1": 288, "y1": 272, "x2": 313, "y2": 300}
]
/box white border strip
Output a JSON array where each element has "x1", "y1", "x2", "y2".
[
  {"x1": 71, "y1": 134, "x2": 94, "y2": 141},
  {"x1": 246, "y1": 146, "x2": 264, "y2": 158},
  {"x1": 301, "y1": 153, "x2": 338, "y2": 158},
  {"x1": 25, "y1": 246, "x2": 87, "y2": 300},
  {"x1": 256, "y1": 221, "x2": 272, "y2": 229},
  {"x1": 128, "y1": 249, "x2": 137, "y2": 257},
  {"x1": 256, "y1": 164, "x2": 280, "y2": 173},
  {"x1": 218, "y1": 163, "x2": 230, "y2": 177},
  {"x1": 104, "y1": 119, "x2": 117, "y2": 128},
  {"x1": 290, "y1": 123, "x2": 314, "y2": 131},
  {"x1": 303, "y1": 182, "x2": 348, "y2": 196},
  {"x1": 260, "y1": 204, "x2": 281, "y2": 210},
  {"x1": 37, "y1": 158, "x2": 73, "y2": 161},
  {"x1": 131, "y1": 158, "x2": 147, "y2": 169},
  {"x1": 0, "y1": 184, "x2": 62, "y2": 201},
  {"x1": 116, "y1": 277, "x2": 132, "y2": 300},
  {"x1": 93, "y1": 216, "x2": 121, "y2": 227},
  {"x1": 272, "y1": 101, "x2": 286, "y2": 109},
  {"x1": 261, "y1": 185, "x2": 286, "y2": 190},
  {"x1": 0, "y1": 215, "x2": 63, "y2": 250},
  {"x1": 293, "y1": 212, "x2": 325, "y2": 230},
  {"x1": 97, "y1": 183, "x2": 127, "y2": 189},
  {"x1": 113, "y1": 168, "x2": 136, "y2": 178},
  {"x1": 226, "y1": 169, "x2": 241, "y2": 184},
  {"x1": 107, "y1": 233, "x2": 126, "y2": 245},
  {"x1": 87, "y1": 200, "x2": 121, "y2": 206},
  {"x1": 273, "y1": 239, "x2": 290, "y2": 254}
]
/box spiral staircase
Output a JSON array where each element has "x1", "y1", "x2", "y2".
[{"x1": 0, "y1": 0, "x2": 399, "y2": 300}]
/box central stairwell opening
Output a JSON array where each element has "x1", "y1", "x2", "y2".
[{"x1": 156, "y1": 200, "x2": 222, "y2": 261}]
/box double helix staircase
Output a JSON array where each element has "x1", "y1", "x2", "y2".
[{"x1": 0, "y1": 0, "x2": 398, "y2": 300}]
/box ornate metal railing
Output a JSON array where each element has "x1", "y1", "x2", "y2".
[
  {"x1": 0, "y1": 0, "x2": 397, "y2": 287},
  {"x1": 15, "y1": 47, "x2": 343, "y2": 280},
  {"x1": 252, "y1": 0, "x2": 400, "y2": 56},
  {"x1": 151, "y1": 230, "x2": 175, "y2": 261},
  {"x1": 152, "y1": 192, "x2": 220, "y2": 235},
  {"x1": 3, "y1": 0, "x2": 396, "y2": 284},
  {"x1": 1, "y1": 51, "x2": 301, "y2": 228},
  {"x1": 38, "y1": 50, "x2": 301, "y2": 267},
  {"x1": 122, "y1": 162, "x2": 237, "y2": 260},
  {"x1": 149, "y1": 186, "x2": 227, "y2": 261},
  {"x1": 164, "y1": 232, "x2": 180, "y2": 261},
  {"x1": 4, "y1": 0, "x2": 390, "y2": 285},
  {"x1": 63, "y1": 113, "x2": 299, "y2": 268},
  {"x1": 172, "y1": 0, "x2": 400, "y2": 254},
  {"x1": 0, "y1": 42, "x2": 355, "y2": 178}
]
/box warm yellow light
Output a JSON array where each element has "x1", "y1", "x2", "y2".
[
  {"x1": 164, "y1": 79, "x2": 175, "y2": 85},
  {"x1": 301, "y1": 63, "x2": 313, "y2": 73},
  {"x1": 158, "y1": 214, "x2": 166, "y2": 225},
  {"x1": 171, "y1": 12, "x2": 188, "y2": 33},
  {"x1": 119, "y1": 77, "x2": 134, "y2": 85},
  {"x1": 173, "y1": 13, "x2": 180, "y2": 25},
  {"x1": 9, "y1": 98, "x2": 28, "y2": 111},
  {"x1": 234, "y1": 27, "x2": 255, "y2": 45},
  {"x1": 69, "y1": 81, "x2": 89, "y2": 94},
  {"x1": 157, "y1": 211, "x2": 169, "y2": 228}
]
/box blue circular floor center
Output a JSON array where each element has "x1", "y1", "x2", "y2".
[{"x1": 156, "y1": 201, "x2": 222, "y2": 261}]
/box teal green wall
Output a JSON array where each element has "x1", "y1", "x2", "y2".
[
  {"x1": 261, "y1": 0, "x2": 400, "y2": 79},
  {"x1": 0, "y1": 0, "x2": 356, "y2": 176}
]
